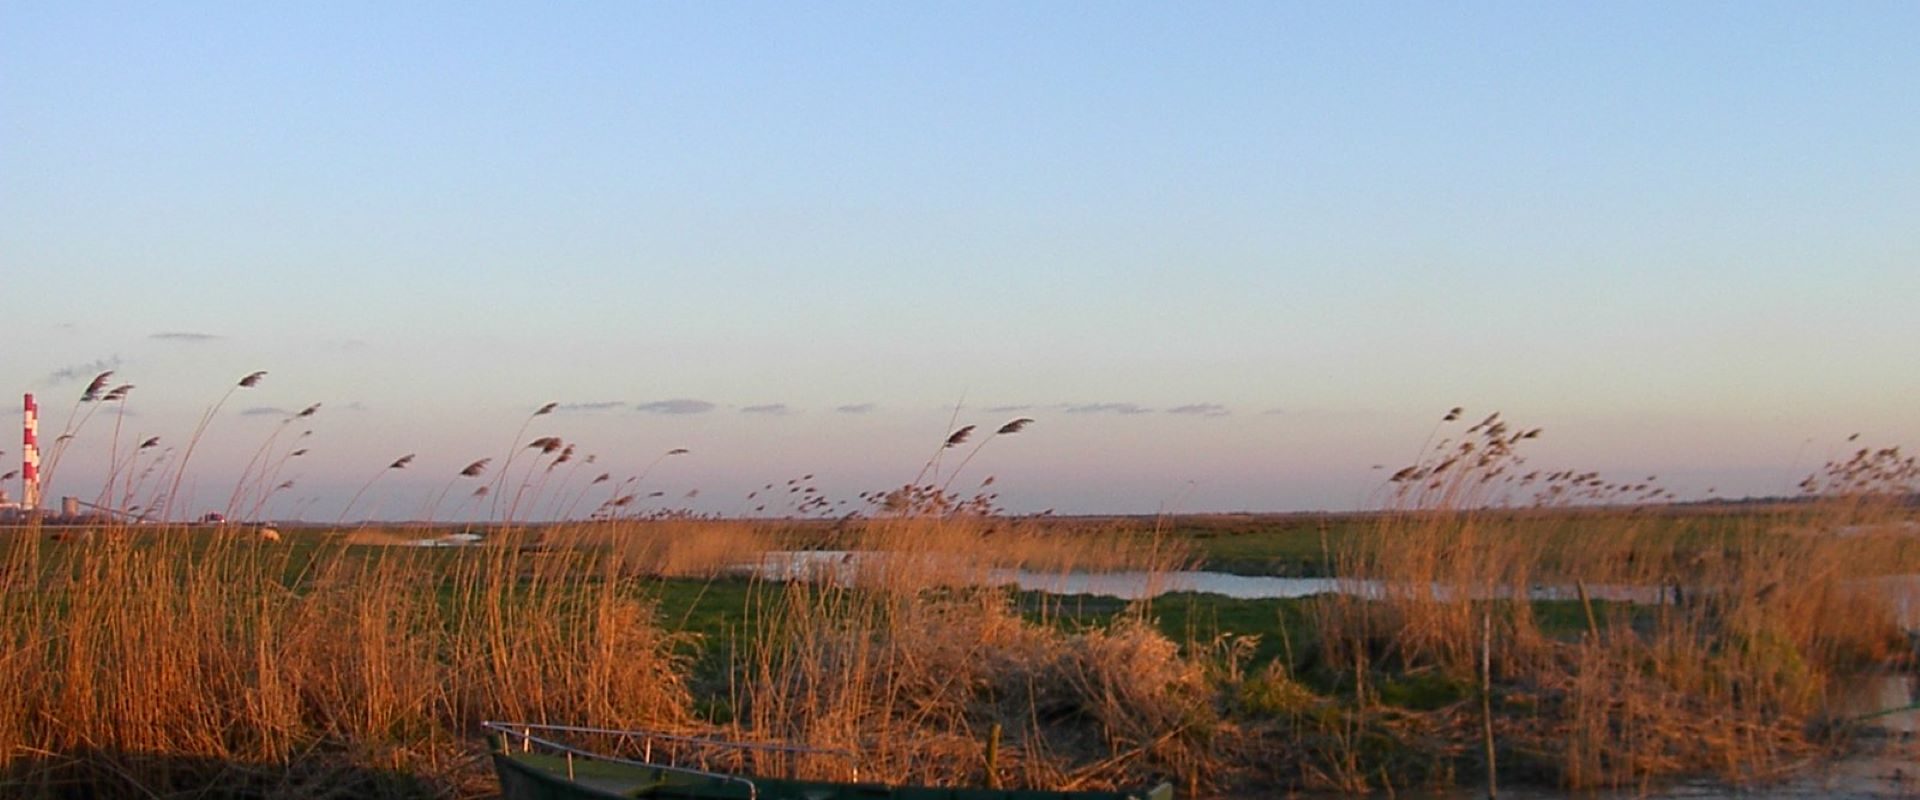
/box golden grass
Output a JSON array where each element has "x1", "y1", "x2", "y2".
[
  {"x1": 543, "y1": 519, "x2": 780, "y2": 578},
  {"x1": 0, "y1": 507, "x2": 1203, "y2": 795},
  {"x1": 0, "y1": 530, "x2": 692, "y2": 797},
  {"x1": 818, "y1": 515, "x2": 1191, "y2": 593},
  {"x1": 9, "y1": 381, "x2": 1918, "y2": 798},
  {"x1": 1300, "y1": 413, "x2": 1920, "y2": 792},
  {"x1": 733, "y1": 581, "x2": 1218, "y2": 792}
]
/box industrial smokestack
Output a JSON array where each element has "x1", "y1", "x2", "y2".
[{"x1": 22, "y1": 393, "x2": 39, "y2": 511}]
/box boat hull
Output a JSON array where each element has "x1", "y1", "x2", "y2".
[{"x1": 493, "y1": 748, "x2": 1174, "y2": 800}]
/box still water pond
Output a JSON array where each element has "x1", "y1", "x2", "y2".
[{"x1": 741, "y1": 550, "x2": 1920, "y2": 610}]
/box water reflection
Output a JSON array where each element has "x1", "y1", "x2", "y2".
[{"x1": 738, "y1": 550, "x2": 1668, "y2": 603}]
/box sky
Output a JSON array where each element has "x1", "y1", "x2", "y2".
[{"x1": 3, "y1": 3, "x2": 1917, "y2": 520}]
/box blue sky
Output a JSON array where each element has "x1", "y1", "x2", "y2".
[{"x1": 4, "y1": 3, "x2": 1916, "y2": 519}]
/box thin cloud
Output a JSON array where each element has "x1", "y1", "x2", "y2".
[
  {"x1": 986, "y1": 404, "x2": 1034, "y2": 413},
  {"x1": 42, "y1": 356, "x2": 123, "y2": 386},
  {"x1": 1167, "y1": 403, "x2": 1231, "y2": 418},
  {"x1": 635, "y1": 399, "x2": 716, "y2": 415},
  {"x1": 1262, "y1": 407, "x2": 1288, "y2": 415},
  {"x1": 1064, "y1": 402, "x2": 1153, "y2": 415},
  {"x1": 835, "y1": 403, "x2": 877, "y2": 415},
  {"x1": 150, "y1": 331, "x2": 222, "y2": 343},
  {"x1": 558, "y1": 401, "x2": 626, "y2": 413},
  {"x1": 240, "y1": 406, "x2": 291, "y2": 417},
  {"x1": 741, "y1": 404, "x2": 793, "y2": 416}
]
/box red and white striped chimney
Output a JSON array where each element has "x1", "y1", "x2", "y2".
[{"x1": 22, "y1": 393, "x2": 40, "y2": 510}]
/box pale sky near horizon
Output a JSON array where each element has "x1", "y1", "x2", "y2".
[{"x1": 3, "y1": 3, "x2": 1916, "y2": 520}]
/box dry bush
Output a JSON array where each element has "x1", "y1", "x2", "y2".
[
  {"x1": 720, "y1": 513, "x2": 1213, "y2": 789},
  {"x1": 1056, "y1": 619, "x2": 1211, "y2": 744},
  {"x1": 737, "y1": 579, "x2": 1216, "y2": 792}
]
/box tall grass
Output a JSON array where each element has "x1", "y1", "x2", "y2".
[
  {"x1": 734, "y1": 580, "x2": 1217, "y2": 791},
  {"x1": 7, "y1": 381, "x2": 1917, "y2": 798},
  {"x1": 1, "y1": 380, "x2": 1211, "y2": 797},
  {"x1": 1302, "y1": 411, "x2": 1920, "y2": 791},
  {"x1": 828, "y1": 514, "x2": 1191, "y2": 591},
  {"x1": 545, "y1": 518, "x2": 780, "y2": 579},
  {"x1": 711, "y1": 493, "x2": 1214, "y2": 792},
  {"x1": 0, "y1": 530, "x2": 691, "y2": 797}
]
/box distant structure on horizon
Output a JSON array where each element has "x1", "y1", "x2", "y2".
[{"x1": 21, "y1": 393, "x2": 40, "y2": 512}]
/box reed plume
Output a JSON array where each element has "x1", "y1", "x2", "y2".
[
  {"x1": 338, "y1": 453, "x2": 418, "y2": 525},
  {"x1": 939, "y1": 418, "x2": 1037, "y2": 502},
  {"x1": 38, "y1": 371, "x2": 118, "y2": 500},
  {"x1": 160, "y1": 370, "x2": 266, "y2": 521},
  {"x1": 489, "y1": 401, "x2": 558, "y2": 520}
]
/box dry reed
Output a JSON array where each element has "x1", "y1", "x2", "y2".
[
  {"x1": 1302, "y1": 411, "x2": 1920, "y2": 792},
  {"x1": 11, "y1": 381, "x2": 1917, "y2": 799},
  {"x1": 0, "y1": 529, "x2": 692, "y2": 797}
]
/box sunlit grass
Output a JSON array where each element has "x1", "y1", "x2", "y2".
[{"x1": 3, "y1": 379, "x2": 1916, "y2": 797}]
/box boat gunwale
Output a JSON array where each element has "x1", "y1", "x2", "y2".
[
  {"x1": 485, "y1": 721, "x2": 858, "y2": 758},
  {"x1": 484, "y1": 720, "x2": 1174, "y2": 800},
  {"x1": 485, "y1": 721, "x2": 769, "y2": 799}
]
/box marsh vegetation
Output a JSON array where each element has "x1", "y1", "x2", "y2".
[{"x1": 3, "y1": 375, "x2": 1917, "y2": 798}]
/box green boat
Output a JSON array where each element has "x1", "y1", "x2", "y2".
[{"x1": 485, "y1": 722, "x2": 1174, "y2": 800}]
